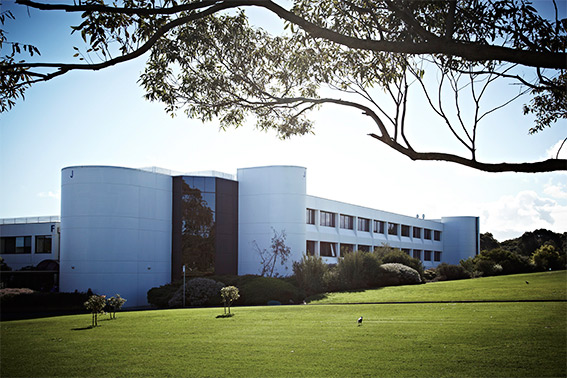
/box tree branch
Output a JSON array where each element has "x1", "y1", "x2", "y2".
[
  {"x1": 368, "y1": 133, "x2": 566, "y2": 173},
  {"x1": 13, "y1": 0, "x2": 567, "y2": 69}
]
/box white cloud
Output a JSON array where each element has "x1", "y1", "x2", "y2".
[
  {"x1": 544, "y1": 180, "x2": 567, "y2": 200},
  {"x1": 37, "y1": 190, "x2": 61, "y2": 200},
  {"x1": 546, "y1": 138, "x2": 567, "y2": 160},
  {"x1": 480, "y1": 190, "x2": 567, "y2": 241}
]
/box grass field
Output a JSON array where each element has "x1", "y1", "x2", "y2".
[
  {"x1": 309, "y1": 270, "x2": 567, "y2": 303},
  {"x1": 1, "y1": 272, "x2": 565, "y2": 377}
]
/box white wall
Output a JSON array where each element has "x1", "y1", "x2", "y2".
[
  {"x1": 237, "y1": 166, "x2": 307, "y2": 276},
  {"x1": 59, "y1": 166, "x2": 172, "y2": 307},
  {"x1": 441, "y1": 216, "x2": 480, "y2": 265},
  {"x1": 305, "y1": 196, "x2": 445, "y2": 267}
]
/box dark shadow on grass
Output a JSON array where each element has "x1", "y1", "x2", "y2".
[
  {"x1": 71, "y1": 325, "x2": 96, "y2": 331},
  {"x1": 216, "y1": 314, "x2": 235, "y2": 318}
]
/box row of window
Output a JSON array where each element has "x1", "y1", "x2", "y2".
[
  {"x1": 306, "y1": 241, "x2": 441, "y2": 261},
  {"x1": 0, "y1": 236, "x2": 53, "y2": 254},
  {"x1": 307, "y1": 209, "x2": 441, "y2": 240}
]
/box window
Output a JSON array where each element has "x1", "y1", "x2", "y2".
[
  {"x1": 401, "y1": 225, "x2": 410, "y2": 237},
  {"x1": 434, "y1": 251, "x2": 442, "y2": 262},
  {"x1": 434, "y1": 230, "x2": 442, "y2": 241},
  {"x1": 358, "y1": 217, "x2": 370, "y2": 232},
  {"x1": 358, "y1": 245, "x2": 371, "y2": 252},
  {"x1": 424, "y1": 229, "x2": 432, "y2": 240},
  {"x1": 340, "y1": 214, "x2": 354, "y2": 229},
  {"x1": 340, "y1": 243, "x2": 354, "y2": 256},
  {"x1": 374, "y1": 220, "x2": 385, "y2": 234},
  {"x1": 402, "y1": 248, "x2": 411, "y2": 255},
  {"x1": 388, "y1": 223, "x2": 399, "y2": 236},
  {"x1": 306, "y1": 240, "x2": 316, "y2": 256},
  {"x1": 306, "y1": 209, "x2": 316, "y2": 225},
  {"x1": 320, "y1": 242, "x2": 337, "y2": 257},
  {"x1": 320, "y1": 211, "x2": 336, "y2": 227},
  {"x1": 413, "y1": 250, "x2": 422, "y2": 260},
  {"x1": 0, "y1": 236, "x2": 31, "y2": 254},
  {"x1": 413, "y1": 227, "x2": 422, "y2": 238},
  {"x1": 35, "y1": 235, "x2": 52, "y2": 254},
  {"x1": 424, "y1": 251, "x2": 432, "y2": 261}
]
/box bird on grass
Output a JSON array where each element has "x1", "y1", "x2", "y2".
[
  {"x1": 525, "y1": 281, "x2": 530, "y2": 284},
  {"x1": 357, "y1": 316, "x2": 363, "y2": 326}
]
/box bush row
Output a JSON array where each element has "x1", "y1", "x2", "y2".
[
  {"x1": 429, "y1": 244, "x2": 566, "y2": 282},
  {"x1": 147, "y1": 275, "x2": 303, "y2": 309},
  {"x1": 293, "y1": 249, "x2": 423, "y2": 295},
  {"x1": 0, "y1": 290, "x2": 91, "y2": 317}
]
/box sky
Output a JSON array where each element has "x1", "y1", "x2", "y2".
[{"x1": 0, "y1": 0, "x2": 566, "y2": 242}]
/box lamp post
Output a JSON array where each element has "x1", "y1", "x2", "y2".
[{"x1": 182, "y1": 265, "x2": 186, "y2": 307}]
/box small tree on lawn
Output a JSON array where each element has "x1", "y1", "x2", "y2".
[
  {"x1": 107, "y1": 294, "x2": 127, "y2": 320},
  {"x1": 84, "y1": 294, "x2": 106, "y2": 327},
  {"x1": 220, "y1": 286, "x2": 240, "y2": 315}
]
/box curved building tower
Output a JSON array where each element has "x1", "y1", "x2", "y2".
[{"x1": 59, "y1": 166, "x2": 172, "y2": 307}]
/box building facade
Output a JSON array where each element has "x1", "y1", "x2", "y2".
[
  {"x1": 0, "y1": 217, "x2": 60, "y2": 270},
  {"x1": 0, "y1": 165, "x2": 479, "y2": 307}
]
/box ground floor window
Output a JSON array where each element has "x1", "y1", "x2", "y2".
[
  {"x1": 340, "y1": 243, "x2": 354, "y2": 256},
  {"x1": 306, "y1": 240, "x2": 316, "y2": 256},
  {"x1": 357, "y1": 245, "x2": 371, "y2": 252},
  {"x1": 402, "y1": 248, "x2": 410, "y2": 255},
  {"x1": 413, "y1": 250, "x2": 421, "y2": 260},
  {"x1": 0, "y1": 236, "x2": 31, "y2": 254},
  {"x1": 434, "y1": 251, "x2": 442, "y2": 262},
  {"x1": 424, "y1": 250, "x2": 432, "y2": 261},
  {"x1": 320, "y1": 242, "x2": 337, "y2": 257},
  {"x1": 35, "y1": 235, "x2": 53, "y2": 254}
]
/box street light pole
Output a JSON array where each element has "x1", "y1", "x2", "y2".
[{"x1": 182, "y1": 264, "x2": 186, "y2": 307}]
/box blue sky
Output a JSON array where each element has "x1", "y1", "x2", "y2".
[{"x1": 1, "y1": 0, "x2": 566, "y2": 241}]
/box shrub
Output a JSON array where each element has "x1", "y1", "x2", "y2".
[
  {"x1": 435, "y1": 263, "x2": 470, "y2": 281},
  {"x1": 531, "y1": 244, "x2": 565, "y2": 271},
  {"x1": 474, "y1": 259, "x2": 502, "y2": 277},
  {"x1": 0, "y1": 290, "x2": 90, "y2": 317},
  {"x1": 423, "y1": 269, "x2": 437, "y2": 281},
  {"x1": 480, "y1": 248, "x2": 533, "y2": 274},
  {"x1": 168, "y1": 278, "x2": 225, "y2": 308},
  {"x1": 147, "y1": 283, "x2": 180, "y2": 308},
  {"x1": 220, "y1": 286, "x2": 240, "y2": 315},
  {"x1": 292, "y1": 254, "x2": 328, "y2": 295},
  {"x1": 107, "y1": 294, "x2": 127, "y2": 319},
  {"x1": 374, "y1": 247, "x2": 424, "y2": 278},
  {"x1": 0, "y1": 287, "x2": 34, "y2": 300},
  {"x1": 377, "y1": 263, "x2": 422, "y2": 287},
  {"x1": 84, "y1": 294, "x2": 107, "y2": 327},
  {"x1": 335, "y1": 251, "x2": 381, "y2": 290},
  {"x1": 322, "y1": 268, "x2": 344, "y2": 292},
  {"x1": 239, "y1": 276, "x2": 302, "y2": 305}
]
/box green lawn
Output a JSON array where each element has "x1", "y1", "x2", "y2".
[
  {"x1": 1, "y1": 271, "x2": 565, "y2": 377},
  {"x1": 309, "y1": 271, "x2": 567, "y2": 304}
]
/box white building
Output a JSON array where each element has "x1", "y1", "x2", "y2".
[{"x1": 0, "y1": 165, "x2": 479, "y2": 307}]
